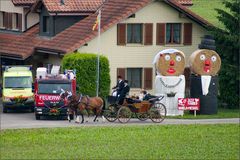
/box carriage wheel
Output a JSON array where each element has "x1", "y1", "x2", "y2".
[
  {"x1": 149, "y1": 103, "x2": 166, "y2": 123},
  {"x1": 135, "y1": 112, "x2": 148, "y2": 121},
  {"x1": 117, "y1": 106, "x2": 132, "y2": 123},
  {"x1": 104, "y1": 104, "x2": 118, "y2": 122}
]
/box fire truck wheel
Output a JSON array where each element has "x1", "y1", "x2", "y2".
[
  {"x1": 3, "y1": 105, "x2": 7, "y2": 113},
  {"x1": 35, "y1": 114, "x2": 41, "y2": 120}
]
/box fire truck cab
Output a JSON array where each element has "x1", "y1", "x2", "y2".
[{"x1": 34, "y1": 66, "x2": 76, "y2": 120}]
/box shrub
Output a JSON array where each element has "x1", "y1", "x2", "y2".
[{"x1": 62, "y1": 52, "x2": 110, "y2": 98}]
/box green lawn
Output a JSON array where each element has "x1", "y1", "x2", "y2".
[
  {"x1": 168, "y1": 108, "x2": 240, "y2": 119},
  {"x1": 190, "y1": 0, "x2": 230, "y2": 29},
  {"x1": 1, "y1": 124, "x2": 239, "y2": 159}
]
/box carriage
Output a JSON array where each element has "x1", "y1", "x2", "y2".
[{"x1": 104, "y1": 95, "x2": 167, "y2": 123}]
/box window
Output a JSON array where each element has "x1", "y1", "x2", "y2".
[
  {"x1": 43, "y1": 16, "x2": 49, "y2": 33},
  {"x1": 2, "y1": 12, "x2": 12, "y2": 29},
  {"x1": 117, "y1": 23, "x2": 153, "y2": 45},
  {"x1": 127, "y1": 68, "x2": 142, "y2": 88},
  {"x1": 117, "y1": 68, "x2": 153, "y2": 89},
  {"x1": 38, "y1": 83, "x2": 71, "y2": 94},
  {"x1": 127, "y1": 24, "x2": 143, "y2": 44},
  {"x1": 166, "y1": 23, "x2": 181, "y2": 44},
  {"x1": 4, "y1": 77, "x2": 32, "y2": 88}
]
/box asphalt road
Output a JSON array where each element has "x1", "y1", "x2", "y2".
[{"x1": 0, "y1": 100, "x2": 239, "y2": 130}]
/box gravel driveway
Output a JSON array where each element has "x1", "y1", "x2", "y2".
[{"x1": 0, "y1": 99, "x2": 239, "y2": 130}]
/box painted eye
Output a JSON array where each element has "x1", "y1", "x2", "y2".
[
  {"x1": 176, "y1": 55, "x2": 182, "y2": 62},
  {"x1": 165, "y1": 55, "x2": 170, "y2": 61},
  {"x1": 211, "y1": 55, "x2": 217, "y2": 62},
  {"x1": 200, "y1": 54, "x2": 206, "y2": 61}
]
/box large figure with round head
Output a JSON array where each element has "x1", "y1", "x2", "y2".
[
  {"x1": 154, "y1": 49, "x2": 185, "y2": 76},
  {"x1": 153, "y1": 49, "x2": 185, "y2": 76},
  {"x1": 189, "y1": 35, "x2": 222, "y2": 114},
  {"x1": 189, "y1": 49, "x2": 221, "y2": 76},
  {"x1": 153, "y1": 49, "x2": 186, "y2": 116}
]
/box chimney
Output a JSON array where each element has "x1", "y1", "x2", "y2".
[{"x1": 60, "y1": 0, "x2": 64, "y2": 5}]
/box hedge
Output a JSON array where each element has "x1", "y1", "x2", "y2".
[{"x1": 62, "y1": 52, "x2": 110, "y2": 98}]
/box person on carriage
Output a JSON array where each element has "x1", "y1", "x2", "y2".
[
  {"x1": 112, "y1": 75, "x2": 124, "y2": 97},
  {"x1": 118, "y1": 80, "x2": 130, "y2": 105},
  {"x1": 141, "y1": 90, "x2": 157, "y2": 101}
]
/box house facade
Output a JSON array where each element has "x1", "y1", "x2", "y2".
[
  {"x1": 0, "y1": 0, "x2": 38, "y2": 32},
  {"x1": 0, "y1": 0, "x2": 211, "y2": 95},
  {"x1": 78, "y1": 1, "x2": 207, "y2": 93}
]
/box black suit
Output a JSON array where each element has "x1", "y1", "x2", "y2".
[
  {"x1": 113, "y1": 80, "x2": 124, "y2": 96},
  {"x1": 118, "y1": 84, "x2": 130, "y2": 105}
]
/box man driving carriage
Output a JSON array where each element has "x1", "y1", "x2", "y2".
[
  {"x1": 112, "y1": 75, "x2": 124, "y2": 97},
  {"x1": 118, "y1": 80, "x2": 130, "y2": 105}
]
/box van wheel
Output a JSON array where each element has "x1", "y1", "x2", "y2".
[
  {"x1": 3, "y1": 105, "x2": 7, "y2": 113},
  {"x1": 30, "y1": 106, "x2": 34, "y2": 113},
  {"x1": 35, "y1": 114, "x2": 40, "y2": 120}
]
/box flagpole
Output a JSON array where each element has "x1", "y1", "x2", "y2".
[{"x1": 96, "y1": 9, "x2": 101, "y2": 97}]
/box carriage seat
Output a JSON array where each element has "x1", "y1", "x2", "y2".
[
  {"x1": 126, "y1": 98, "x2": 141, "y2": 104},
  {"x1": 148, "y1": 96, "x2": 164, "y2": 103}
]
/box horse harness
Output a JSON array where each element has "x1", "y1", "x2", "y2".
[{"x1": 74, "y1": 94, "x2": 97, "y2": 108}]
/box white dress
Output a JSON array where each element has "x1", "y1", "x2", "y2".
[{"x1": 155, "y1": 75, "x2": 185, "y2": 116}]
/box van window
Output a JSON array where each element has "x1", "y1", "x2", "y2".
[{"x1": 4, "y1": 77, "x2": 32, "y2": 88}]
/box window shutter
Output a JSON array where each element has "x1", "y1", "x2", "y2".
[
  {"x1": 117, "y1": 24, "x2": 126, "y2": 45},
  {"x1": 144, "y1": 23, "x2": 153, "y2": 45},
  {"x1": 8, "y1": 13, "x2": 12, "y2": 29},
  {"x1": 117, "y1": 68, "x2": 125, "y2": 80},
  {"x1": 156, "y1": 23, "x2": 165, "y2": 45},
  {"x1": 184, "y1": 23, "x2": 192, "y2": 45},
  {"x1": 17, "y1": 13, "x2": 22, "y2": 31},
  {"x1": 3, "y1": 12, "x2": 7, "y2": 28},
  {"x1": 144, "y1": 68, "x2": 153, "y2": 89}
]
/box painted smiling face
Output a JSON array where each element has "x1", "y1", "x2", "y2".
[
  {"x1": 189, "y1": 49, "x2": 221, "y2": 76},
  {"x1": 157, "y1": 51, "x2": 185, "y2": 76}
]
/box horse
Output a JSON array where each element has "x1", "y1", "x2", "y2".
[{"x1": 60, "y1": 90, "x2": 105, "y2": 124}]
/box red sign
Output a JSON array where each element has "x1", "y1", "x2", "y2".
[{"x1": 178, "y1": 98, "x2": 200, "y2": 110}]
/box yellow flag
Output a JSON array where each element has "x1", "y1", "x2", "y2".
[{"x1": 92, "y1": 12, "x2": 100, "y2": 31}]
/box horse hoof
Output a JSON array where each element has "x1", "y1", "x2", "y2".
[
  {"x1": 75, "y1": 121, "x2": 80, "y2": 124},
  {"x1": 69, "y1": 120, "x2": 71, "y2": 123}
]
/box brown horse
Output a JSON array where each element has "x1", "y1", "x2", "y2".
[{"x1": 60, "y1": 90, "x2": 105, "y2": 123}]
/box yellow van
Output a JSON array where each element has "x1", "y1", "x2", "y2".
[{"x1": 2, "y1": 66, "x2": 34, "y2": 113}]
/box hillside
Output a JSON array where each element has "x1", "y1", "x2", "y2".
[{"x1": 189, "y1": 0, "x2": 230, "y2": 29}]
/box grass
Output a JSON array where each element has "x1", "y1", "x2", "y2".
[
  {"x1": 1, "y1": 124, "x2": 239, "y2": 159},
  {"x1": 190, "y1": 0, "x2": 231, "y2": 29},
  {"x1": 168, "y1": 108, "x2": 240, "y2": 119}
]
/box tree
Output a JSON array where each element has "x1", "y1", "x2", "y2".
[
  {"x1": 62, "y1": 53, "x2": 111, "y2": 98},
  {"x1": 210, "y1": 0, "x2": 239, "y2": 108}
]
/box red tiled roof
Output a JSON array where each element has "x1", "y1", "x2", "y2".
[
  {"x1": 37, "y1": 0, "x2": 152, "y2": 53},
  {"x1": 1, "y1": 0, "x2": 212, "y2": 60},
  {"x1": 0, "y1": 25, "x2": 43, "y2": 59},
  {"x1": 37, "y1": 0, "x2": 211, "y2": 54},
  {"x1": 12, "y1": 0, "x2": 36, "y2": 6},
  {"x1": 43, "y1": 0, "x2": 103, "y2": 14},
  {"x1": 176, "y1": 0, "x2": 193, "y2": 5}
]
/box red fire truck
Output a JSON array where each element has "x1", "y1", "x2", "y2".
[{"x1": 34, "y1": 67, "x2": 76, "y2": 120}]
